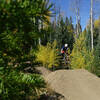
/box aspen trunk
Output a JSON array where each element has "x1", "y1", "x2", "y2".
[{"x1": 91, "y1": 0, "x2": 93, "y2": 50}]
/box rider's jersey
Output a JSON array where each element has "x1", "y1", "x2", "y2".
[{"x1": 61, "y1": 46, "x2": 68, "y2": 54}]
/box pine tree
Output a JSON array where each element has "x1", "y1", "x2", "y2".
[
  {"x1": 93, "y1": 34, "x2": 100, "y2": 76},
  {"x1": 71, "y1": 31, "x2": 94, "y2": 70}
]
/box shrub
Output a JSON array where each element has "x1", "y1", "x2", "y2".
[
  {"x1": 36, "y1": 40, "x2": 60, "y2": 68},
  {"x1": 70, "y1": 33, "x2": 94, "y2": 70},
  {"x1": 0, "y1": 68, "x2": 46, "y2": 100}
]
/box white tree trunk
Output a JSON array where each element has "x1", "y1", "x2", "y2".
[
  {"x1": 91, "y1": 0, "x2": 94, "y2": 50},
  {"x1": 76, "y1": 8, "x2": 79, "y2": 37},
  {"x1": 75, "y1": 0, "x2": 80, "y2": 38},
  {"x1": 39, "y1": 38, "x2": 41, "y2": 45}
]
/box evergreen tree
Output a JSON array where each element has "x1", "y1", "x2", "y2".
[
  {"x1": 0, "y1": 0, "x2": 53, "y2": 99},
  {"x1": 75, "y1": 21, "x2": 82, "y2": 37},
  {"x1": 47, "y1": 16, "x2": 75, "y2": 50},
  {"x1": 71, "y1": 31, "x2": 94, "y2": 70},
  {"x1": 93, "y1": 33, "x2": 100, "y2": 76}
]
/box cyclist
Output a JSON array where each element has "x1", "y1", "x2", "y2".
[{"x1": 61, "y1": 44, "x2": 68, "y2": 59}]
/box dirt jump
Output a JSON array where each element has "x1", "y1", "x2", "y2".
[{"x1": 36, "y1": 67, "x2": 100, "y2": 100}]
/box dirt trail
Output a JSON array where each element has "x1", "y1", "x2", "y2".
[
  {"x1": 36, "y1": 67, "x2": 100, "y2": 100},
  {"x1": 46, "y1": 69, "x2": 100, "y2": 100},
  {"x1": 35, "y1": 67, "x2": 51, "y2": 77}
]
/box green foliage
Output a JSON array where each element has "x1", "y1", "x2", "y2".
[
  {"x1": 48, "y1": 41, "x2": 60, "y2": 68},
  {"x1": 0, "y1": 0, "x2": 54, "y2": 99},
  {"x1": 85, "y1": 29, "x2": 91, "y2": 50},
  {"x1": 86, "y1": 18, "x2": 100, "y2": 76},
  {"x1": 44, "y1": 16, "x2": 75, "y2": 50},
  {"x1": 0, "y1": 68, "x2": 46, "y2": 100},
  {"x1": 0, "y1": 0, "x2": 54, "y2": 68},
  {"x1": 71, "y1": 32, "x2": 94, "y2": 70},
  {"x1": 71, "y1": 33, "x2": 86, "y2": 69},
  {"x1": 86, "y1": 18, "x2": 100, "y2": 50},
  {"x1": 92, "y1": 35, "x2": 100, "y2": 77},
  {"x1": 36, "y1": 40, "x2": 60, "y2": 68},
  {"x1": 0, "y1": 0, "x2": 54, "y2": 63}
]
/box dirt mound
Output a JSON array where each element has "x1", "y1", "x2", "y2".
[
  {"x1": 35, "y1": 67, "x2": 51, "y2": 77},
  {"x1": 45, "y1": 69, "x2": 100, "y2": 100}
]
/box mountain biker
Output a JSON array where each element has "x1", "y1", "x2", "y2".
[{"x1": 61, "y1": 44, "x2": 68, "y2": 59}]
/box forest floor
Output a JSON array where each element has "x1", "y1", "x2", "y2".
[{"x1": 36, "y1": 67, "x2": 100, "y2": 100}]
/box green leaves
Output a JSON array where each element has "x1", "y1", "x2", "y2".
[
  {"x1": 0, "y1": 69, "x2": 45, "y2": 100},
  {"x1": 36, "y1": 40, "x2": 60, "y2": 68},
  {"x1": 0, "y1": 0, "x2": 54, "y2": 99},
  {"x1": 48, "y1": 16, "x2": 74, "y2": 50},
  {"x1": 71, "y1": 32, "x2": 94, "y2": 70}
]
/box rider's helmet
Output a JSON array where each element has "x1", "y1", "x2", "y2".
[{"x1": 65, "y1": 44, "x2": 68, "y2": 47}]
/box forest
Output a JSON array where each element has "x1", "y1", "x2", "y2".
[{"x1": 0, "y1": 0, "x2": 100, "y2": 100}]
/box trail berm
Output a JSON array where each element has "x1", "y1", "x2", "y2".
[{"x1": 37, "y1": 67, "x2": 100, "y2": 100}]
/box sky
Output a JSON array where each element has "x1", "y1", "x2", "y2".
[{"x1": 50, "y1": 0, "x2": 100, "y2": 30}]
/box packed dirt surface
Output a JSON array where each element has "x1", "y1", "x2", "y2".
[
  {"x1": 45, "y1": 69, "x2": 100, "y2": 100},
  {"x1": 35, "y1": 67, "x2": 51, "y2": 77},
  {"x1": 36, "y1": 67, "x2": 100, "y2": 100}
]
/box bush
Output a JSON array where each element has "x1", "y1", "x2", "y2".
[
  {"x1": 36, "y1": 40, "x2": 60, "y2": 68},
  {"x1": 0, "y1": 68, "x2": 46, "y2": 100},
  {"x1": 70, "y1": 33, "x2": 94, "y2": 70}
]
